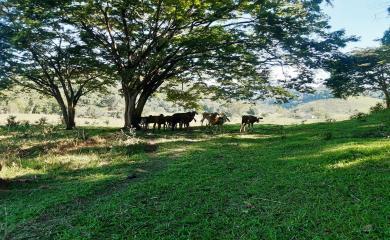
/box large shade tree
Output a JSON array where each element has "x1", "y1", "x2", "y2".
[
  {"x1": 0, "y1": 0, "x2": 114, "y2": 129},
  {"x1": 326, "y1": 33, "x2": 390, "y2": 109},
  {"x1": 65, "y1": 0, "x2": 352, "y2": 128}
]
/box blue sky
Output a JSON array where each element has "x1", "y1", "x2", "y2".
[{"x1": 324, "y1": 0, "x2": 389, "y2": 51}]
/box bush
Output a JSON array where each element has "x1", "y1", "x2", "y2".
[
  {"x1": 6, "y1": 115, "x2": 19, "y2": 127},
  {"x1": 323, "y1": 131, "x2": 333, "y2": 140},
  {"x1": 326, "y1": 118, "x2": 336, "y2": 123},
  {"x1": 21, "y1": 120, "x2": 30, "y2": 127},
  {"x1": 350, "y1": 112, "x2": 368, "y2": 121},
  {"x1": 37, "y1": 117, "x2": 48, "y2": 126},
  {"x1": 370, "y1": 103, "x2": 385, "y2": 113}
]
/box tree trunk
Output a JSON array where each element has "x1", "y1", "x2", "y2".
[
  {"x1": 123, "y1": 90, "x2": 131, "y2": 128},
  {"x1": 385, "y1": 90, "x2": 390, "y2": 109},
  {"x1": 55, "y1": 95, "x2": 76, "y2": 130},
  {"x1": 133, "y1": 89, "x2": 152, "y2": 125},
  {"x1": 54, "y1": 95, "x2": 72, "y2": 130},
  {"x1": 123, "y1": 90, "x2": 138, "y2": 129},
  {"x1": 122, "y1": 88, "x2": 153, "y2": 129},
  {"x1": 380, "y1": 80, "x2": 390, "y2": 109},
  {"x1": 67, "y1": 104, "x2": 76, "y2": 130}
]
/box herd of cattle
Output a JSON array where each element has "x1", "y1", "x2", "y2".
[{"x1": 139, "y1": 112, "x2": 263, "y2": 132}]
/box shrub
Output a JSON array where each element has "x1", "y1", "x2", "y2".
[
  {"x1": 76, "y1": 129, "x2": 88, "y2": 141},
  {"x1": 350, "y1": 112, "x2": 368, "y2": 121},
  {"x1": 21, "y1": 120, "x2": 30, "y2": 127},
  {"x1": 279, "y1": 126, "x2": 287, "y2": 139},
  {"x1": 326, "y1": 118, "x2": 336, "y2": 123},
  {"x1": 113, "y1": 128, "x2": 139, "y2": 145},
  {"x1": 6, "y1": 115, "x2": 19, "y2": 127},
  {"x1": 370, "y1": 103, "x2": 385, "y2": 113},
  {"x1": 37, "y1": 117, "x2": 48, "y2": 126},
  {"x1": 323, "y1": 131, "x2": 333, "y2": 140}
]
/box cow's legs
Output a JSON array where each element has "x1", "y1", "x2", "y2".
[{"x1": 200, "y1": 117, "x2": 205, "y2": 126}]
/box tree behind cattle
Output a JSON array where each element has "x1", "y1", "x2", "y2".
[
  {"x1": 66, "y1": 0, "x2": 353, "y2": 128},
  {"x1": 325, "y1": 45, "x2": 390, "y2": 109},
  {"x1": 0, "y1": 0, "x2": 114, "y2": 129}
]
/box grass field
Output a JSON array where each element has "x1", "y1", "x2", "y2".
[{"x1": 1, "y1": 110, "x2": 389, "y2": 239}]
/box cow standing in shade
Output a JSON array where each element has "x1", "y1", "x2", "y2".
[
  {"x1": 144, "y1": 114, "x2": 166, "y2": 131},
  {"x1": 171, "y1": 111, "x2": 197, "y2": 131}
]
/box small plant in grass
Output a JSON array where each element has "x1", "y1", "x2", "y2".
[
  {"x1": 20, "y1": 120, "x2": 30, "y2": 127},
  {"x1": 41, "y1": 125, "x2": 55, "y2": 138},
  {"x1": 279, "y1": 126, "x2": 287, "y2": 140},
  {"x1": 75, "y1": 129, "x2": 88, "y2": 141},
  {"x1": 37, "y1": 117, "x2": 48, "y2": 126},
  {"x1": 369, "y1": 103, "x2": 385, "y2": 113},
  {"x1": 350, "y1": 112, "x2": 368, "y2": 121},
  {"x1": 323, "y1": 131, "x2": 333, "y2": 140},
  {"x1": 113, "y1": 127, "x2": 139, "y2": 145},
  {"x1": 326, "y1": 118, "x2": 336, "y2": 123},
  {"x1": 6, "y1": 115, "x2": 19, "y2": 128},
  {"x1": 104, "y1": 120, "x2": 110, "y2": 126}
]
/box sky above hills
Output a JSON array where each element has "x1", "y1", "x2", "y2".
[{"x1": 324, "y1": 0, "x2": 389, "y2": 51}]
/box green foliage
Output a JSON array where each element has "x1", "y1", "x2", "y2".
[
  {"x1": 323, "y1": 131, "x2": 333, "y2": 140},
  {"x1": 0, "y1": 0, "x2": 115, "y2": 129},
  {"x1": 350, "y1": 112, "x2": 368, "y2": 121},
  {"x1": 370, "y1": 103, "x2": 386, "y2": 113},
  {"x1": 326, "y1": 44, "x2": 390, "y2": 109},
  {"x1": 69, "y1": 0, "x2": 352, "y2": 104}
]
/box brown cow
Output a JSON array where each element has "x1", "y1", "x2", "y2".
[
  {"x1": 200, "y1": 112, "x2": 218, "y2": 126},
  {"x1": 240, "y1": 115, "x2": 263, "y2": 132},
  {"x1": 209, "y1": 113, "x2": 230, "y2": 132},
  {"x1": 171, "y1": 111, "x2": 197, "y2": 131}
]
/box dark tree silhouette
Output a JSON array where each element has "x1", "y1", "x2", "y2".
[{"x1": 0, "y1": 1, "x2": 114, "y2": 129}]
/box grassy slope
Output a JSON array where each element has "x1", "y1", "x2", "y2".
[{"x1": 0, "y1": 110, "x2": 389, "y2": 239}]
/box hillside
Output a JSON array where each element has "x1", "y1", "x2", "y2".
[{"x1": 1, "y1": 110, "x2": 389, "y2": 239}]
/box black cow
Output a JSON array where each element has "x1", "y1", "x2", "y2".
[
  {"x1": 240, "y1": 115, "x2": 263, "y2": 132},
  {"x1": 171, "y1": 111, "x2": 197, "y2": 131}
]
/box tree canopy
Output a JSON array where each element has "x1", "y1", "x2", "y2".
[
  {"x1": 1, "y1": 0, "x2": 354, "y2": 128},
  {"x1": 0, "y1": 0, "x2": 114, "y2": 129},
  {"x1": 64, "y1": 0, "x2": 353, "y2": 127},
  {"x1": 325, "y1": 44, "x2": 390, "y2": 108}
]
